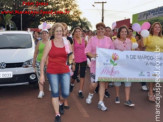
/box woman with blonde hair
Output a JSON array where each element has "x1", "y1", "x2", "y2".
[
  {"x1": 141, "y1": 22, "x2": 163, "y2": 102},
  {"x1": 40, "y1": 23, "x2": 73, "y2": 122}
]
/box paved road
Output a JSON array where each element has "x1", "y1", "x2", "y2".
[{"x1": 0, "y1": 69, "x2": 162, "y2": 122}]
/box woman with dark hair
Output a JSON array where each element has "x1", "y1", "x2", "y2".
[
  {"x1": 141, "y1": 22, "x2": 163, "y2": 102},
  {"x1": 32, "y1": 29, "x2": 49, "y2": 98},
  {"x1": 85, "y1": 22, "x2": 114, "y2": 111},
  {"x1": 105, "y1": 26, "x2": 113, "y2": 39},
  {"x1": 33, "y1": 31, "x2": 40, "y2": 45},
  {"x1": 135, "y1": 33, "x2": 148, "y2": 91},
  {"x1": 113, "y1": 26, "x2": 135, "y2": 107},
  {"x1": 70, "y1": 27, "x2": 87, "y2": 98}
]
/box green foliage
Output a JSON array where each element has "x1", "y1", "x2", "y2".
[
  {"x1": 0, "y1": 0, "x2": 92, "y2": 30},
  {"x1": 148, "y1": 17, "x2": 163, "y2": 28}
]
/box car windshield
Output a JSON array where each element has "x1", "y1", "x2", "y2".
[{"x1": 0, "y1": 34, "x2": 32, "y2": 49}]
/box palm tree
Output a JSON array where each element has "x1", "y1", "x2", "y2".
[
  {"x1": 4, "y1": 14, "x2": 16, "y2": 30},
  {"x1": 79, "y1": 17, "x2": 92, "y2": 31}
]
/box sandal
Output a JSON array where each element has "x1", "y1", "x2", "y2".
[{"x1": 148, "y1": 92, "x2": 155, "y2": 102}]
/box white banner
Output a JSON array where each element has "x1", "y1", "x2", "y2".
[{"x1": 95, "y1": 48, "x2": 163, "y2": 82}]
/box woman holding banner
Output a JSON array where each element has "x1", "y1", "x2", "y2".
[
  {"x1": 85, "y1": 22, "x2": 114, "y2": 111},
  {"x1": 113, "y1": 26, "x2": 135, "y2": 107},
  {"x1": 141, "y1": 22, "x2": 163, "y2": 102}
]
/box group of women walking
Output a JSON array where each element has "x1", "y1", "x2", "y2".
[{"x1": 32, "y1": 21, "x2": 163, "y2": 122}]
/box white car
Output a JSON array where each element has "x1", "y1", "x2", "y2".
[{"x1": 0, "y1": 31, "x2": 38, "y2": 87}]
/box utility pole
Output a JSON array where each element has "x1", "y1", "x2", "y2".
[{"x1": 94, "y1": 1, "x2": 107, "y2": 23}]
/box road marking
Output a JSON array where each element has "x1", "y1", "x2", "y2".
[{"x1": 71, "y1": 93, "x2": 90, "y2": 118}]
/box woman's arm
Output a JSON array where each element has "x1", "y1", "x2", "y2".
[
  {"x1": 32, "y1": 41, "x2": 40, "y2": 68},
  {"x1": 86, "y1": 52, "x2": 97, "y2": 58},
  {"x1": 140, "y1": 37, "x2": 146, "y2": 50},
  {"x1": 40, "y1": 41, "x2": 51, "y2": 84}
]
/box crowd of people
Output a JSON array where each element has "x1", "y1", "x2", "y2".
[{"x1": 32, "y1": 22, "x2": 163, "y2": 122}]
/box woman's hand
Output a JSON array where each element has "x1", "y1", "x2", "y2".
[
  {"x1": 92, "y1": 54, "x2": 97, "y2": 58},
  {"x1": 39, "y1": 74, "x2": 45, "y2": 85},
  {"x1": 71, "y1": 64, "x2": 75, "y2": 72}
]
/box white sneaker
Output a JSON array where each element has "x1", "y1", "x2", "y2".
[
  {"x1": 142, "y1": 85, "x2": 148, "y2": 91},
  {"x1": 86, "y1": 93, "x2": 93, "y2": 104},
  {"x1": 37, "y1": 91, "x2": 44, "y2": 98},
  {"x1": 98, "y1": 101, "x2": 107, "y2": 111}
]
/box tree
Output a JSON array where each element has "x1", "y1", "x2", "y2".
[
  {"x1": 0, "y1": 0, "x2": 92, "y2": 30},
  {"x1": 4, "y1": 14, "x2": 16, "y2": 30}
]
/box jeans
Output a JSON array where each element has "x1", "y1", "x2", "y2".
[{"x1": 47, "y1": 72, "x2": 70, "y2": 98}]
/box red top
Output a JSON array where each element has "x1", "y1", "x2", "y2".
[{"x1": 47, "y1": 40, "x2": 69, "y2": 74}]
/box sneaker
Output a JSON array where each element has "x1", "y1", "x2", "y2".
[
  {"x1": 78, "y1": 92, "x2": 84, "y2": 99},
  {"x1": 115, "y1": 97, "x2": 120, "y2": 104},
  {"x1": 55, "y1": 115, "x2": 61, "y2": 122},
  {"x1": 59, "y1": 104, "x2": 64, "y2": 115},
  {"x1": 105, "y1": 90, "x2": 110, "y2": 98},
  {"x1": 86, "y1": 93, "x2": 93, "y2": 104},
  {"x1": 98, "y1": 101, "x2": 107, "y2": 111},
  {"x1": 142, "y1": 85, "x2": 148, "y2": 91},
  {"x1": 37, "y1": 91, "x2": 44, "y2": 99},
  {"x1": 124, "y1": 100, "x2": 135, "y2": 107},
  {"x1": 70, "y1": 84, "x2": 74, "y2": 92}
]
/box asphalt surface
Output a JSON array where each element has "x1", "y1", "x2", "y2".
[{"x1": 0, "y1": 69, "x2": 162, "y2": 122}]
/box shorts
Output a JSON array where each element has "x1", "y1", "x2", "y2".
[
  {"x1": 114, "y1": 82, "x2": 131, "y2": 87},
  {"x1": 35, "y1": 61, "x2": 46, "y2": 82}
]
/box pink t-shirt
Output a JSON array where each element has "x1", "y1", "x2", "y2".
[
  {"x1": 74, "y1": 38, "x2": 87, "y2": 63},
  {"x1": 114, "y1": 38, "x2": 132, "y2": 51},
  {"x1": 85, "y1": 36, "x2": 114, "y2": 74}
]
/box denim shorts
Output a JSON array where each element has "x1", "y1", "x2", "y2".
[
  {"x1": 114, "y1": 82, "x2": 131, "y2": 87},
  {"x1": 47, "y1": 72, "x2": 70, "y2": 98}
]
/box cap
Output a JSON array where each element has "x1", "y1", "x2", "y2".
[{"x1": 41, "y1": 29, "x2": 49, "y2": 33}]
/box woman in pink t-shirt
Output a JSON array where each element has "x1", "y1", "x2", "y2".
[
  {"x1": 113, "y1": 26, "x2": 135, "y2": 107},
  {"x1": 85, "y1": 23, "x2": 114, "y2": 111},
  {"x1": 70, "y1": 27, "x2": 87, "y2": 98}
]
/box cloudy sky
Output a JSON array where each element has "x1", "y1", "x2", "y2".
[{"x1": 77, "y1": 0, "x2": 163, "y2": 30}]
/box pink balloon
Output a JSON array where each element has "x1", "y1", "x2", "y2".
[
  {"x1": 132, "y1": 23, "x2": 141, "y2": 32},
  {"x1": 46, "y1": 24, "x2": 51, "y2": 29},
  {"x1": 141, "y1": 22, "x2": 151, "y2": 30}
]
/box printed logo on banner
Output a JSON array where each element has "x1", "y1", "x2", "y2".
[{"x1": 100, "y1": 53, "x2": 120, "y2": 76}]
